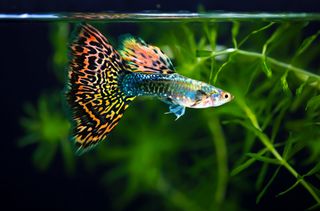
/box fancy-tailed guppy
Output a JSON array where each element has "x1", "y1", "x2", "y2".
[{"x1": 67, "y1": 24, "x2": 233, "y2": 154}]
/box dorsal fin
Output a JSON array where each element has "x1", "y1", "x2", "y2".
[{"x1": 119, "y1": 36, "x2": 175, "y2": 74}]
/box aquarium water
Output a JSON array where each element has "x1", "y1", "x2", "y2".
[{"x1": 1, "y1": 13, "x2": 320, "y2": 211}]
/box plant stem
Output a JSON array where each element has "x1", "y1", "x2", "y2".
[
  {"x1": 209, "y1": 48, "x2": 320, "y2": 81},
  {"x1": 240, "y1": 104, "x2": 320, "y2": 204},
  {"x1": 254, "y1": 130, "x2": 320, "y2": 204},
  {"x1": 208, "y1": 116, "x2": 228, "y2": 210}
]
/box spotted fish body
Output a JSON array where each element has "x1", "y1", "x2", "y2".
[
  {"x1": 120, "y1": 73, "x2": 231, "y2": 109},
  {"x1": 67, "y1": 24, "x2": 233, "y2": 154}
]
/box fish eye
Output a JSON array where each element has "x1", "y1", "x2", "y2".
[{"x1": 224, "y1": 93, "x2": 229, "y2": 99}]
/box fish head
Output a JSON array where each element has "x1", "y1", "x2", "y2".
[
  {"x1": 190, "y1": 87, "x2": 233, "y2": 108},
  {"x1": 210, "y1": 89, "x2": 234, "y2": 107}
]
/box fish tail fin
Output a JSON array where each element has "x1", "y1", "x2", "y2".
[{"x1": 67, "y1": 24, "x2": 135, "y2": 154}]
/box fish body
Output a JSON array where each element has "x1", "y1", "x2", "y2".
[
  {"x1": 119, "y1": 72, "x2": 232, "y2": 109},
  {"x1": 67, "y1": 24, "x2": 233, "y2": 154}
]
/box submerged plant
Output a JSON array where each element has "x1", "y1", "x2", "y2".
[
  {"x1": 19, "y1": 94, "x2": 74, "y2": 174},
  {"x1": 195, "y1": 21, "x2": 320, "y2": 209},
  {"x1": 19, "y1": 23, "x2": 75, "y2": 174},
  {"x1": 19, "y1": 20, "x2": 320, "y2": 210},
  {"x1": 137, "y1": 20, "x2": 320, "y2": 209}
]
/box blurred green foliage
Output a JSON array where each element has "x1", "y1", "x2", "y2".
[{"x1": 19, "y1": 19, "x2": 320, "y2": 210}]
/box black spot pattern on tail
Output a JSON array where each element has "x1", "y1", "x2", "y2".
[
  {"x1": 119, "y1": 36, "x2": 175, "y2": 75},
  {"x1": 67, "y1": 24, "x2": 135, "y2": 154}
]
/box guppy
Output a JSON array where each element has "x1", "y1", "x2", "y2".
[{"x1": 67, "y1": 24, "x2": 233, "y2": 154}]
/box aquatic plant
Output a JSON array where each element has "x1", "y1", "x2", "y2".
[
  {"x1": 19, "y1": 20, "x2": 320, "y2": 210},
  {"x1": 19, "y1": 23, "x2": 74, "y2": 174},
  {"x1": 19, "y1": 94, "x2": 74, "y2": 174},
  {"x1": 126, "y1": 20, "x2": 320, "y2": 210}
]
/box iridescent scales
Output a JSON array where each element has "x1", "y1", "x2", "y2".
[{"x1": 67, "y1": 24, "x2": 233, "y2": 154}]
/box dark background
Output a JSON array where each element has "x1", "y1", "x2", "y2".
[
  {"x1": 0, "y1": 1, "x2": 319, "y2": 210},
  {"x1": 1, "y1": 0, "x2": 320, "y2": 13}
]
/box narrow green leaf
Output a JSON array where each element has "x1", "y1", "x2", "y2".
[
  {"x1": 231, "y1": 158, "x2": 255, "y2": 176},
  {"x1": 296, "y1": 76, "x2": 318, "y2": 96},
  {"x1": 277, "y1": 179, "x2": 301, "y2": 197},
  {"x1": 286, "y1": 140, "x2": 307, "y2": 160},
  {"x1": 307, "y1": 203, "x2": 320, "y2": 211},
  {"x1": 256, "y1": 167, "x2": 281, "y2": 204},
  {"x1": 256, "y1": 162, "x2": 270, "y2": 189},
  {"x1": 297, "y1": 181, "x2": 320, "y2": 209},
  {"x1": 271, "y1": 99, "x2": 290, "y2": 142},
  {"x1": 244, "y1": 61, "x2": 260, "y2": 95},
  {"x1": 236, "y1": 100, "x2": 261, "y2": 131},
  {"x1": 306, "y1": 95, "x2": 320, "y2": 111},
  {"x1": 208, "y1": 57, "x2": 215, "y2": 84},
  {"x1": 263, "y1": 23, "x2": 288, "y2": 54},
  {"x1": 282, "y1": 136, "x2": 294, "y2": 160},
  {"x1": 261, "y1": 59, "x2": 272, "y2": 78},
  {"x1": 60, "y1": 138, "x2": 75, "y2": 175},
  {"x1": 232, "y1": 21, "x2": 240, "y2": 48},
  {"x1": 204, "y1": 22, "x2": 217, "y2": 50},
  {"x1": 281, "y1": 70, "x2": 289, "y2": 92},
  {"x1": 296, "y1": 80, "x2": 308, "y2": 95},
  {"x1": 260, "y1": 24, "x2": 288, "y2": 78},
  {"x1": 239, "y1": 22, "x2": 275, "y2": 47},
  {"x1": 304, "y1": 162, "x2": 320, "y2": 177},
  {"x1": 50, "y1": 22, "x2": 69, "y2": 82},
  {"x1": 296, "y1": 30, "x2": 320, "y2": 57},
  {"x1": 32, "y1": 143, "x2": 57, "y2": 171},
  {"x1": 196, "y1": 50, "x2": 212, "y2": 57},
  {"x1": 246, "y1": 153, "x2": 280, "y2": 165},
  {"x1": 213, "y1": 59, "x2": 230, "y2": 84},
  {"x1": 231, "y1": 148, "x2": 269, "y2": 176},
  {"x1": 17, "y1": 134, "x2": 40, "y2": 147}
]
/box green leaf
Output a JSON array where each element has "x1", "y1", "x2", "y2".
[
  {"x1": 296, "y1": 30, "x2": 320, "y2": 57},
  {"x1": 280, "y1": 70, "x2": 289, "y2": 92},
  {"x1": 196, "y1": 50, "x2": 212, "y2": 57},
  {"x1": 246, "y1": 153, "x2": 280, "y2": 165},
  {"x1": 277, "y1": 179, "x2": 301, "y2": 197},
  {"x1": 271, "y1": 99, "x2": 290, "y2": 142},
  {"x1": 203, "y1": 22, "x2": 217, "y2": 50},
  {"x1": 231, "y1": 148, "x2": 269, "y2": 176},
  {"x1": 256, "y1": 162, "x2": 269, "y2": 189},
  {"x1": 307, "y1": 203, "x2": 320, "y2": 211},
  {"x1": 60, "y1": 138, "x2": 75, "y2": 175},
  {"x1": 213, "y1": 59, "x2": 231, "y2": 84},
  {"x1": 304, "y1": 162, "x2": 320, "y2": 177},
  {"x1": 50, "y1": 22, "x2": 69, "y2": 82},
  {"x1": 256, "y1": 167, "x2": 281, "y2": 204},
  {"x1": 306, "y1": 95, "x2": 320, "y2": 111},
  {"x1": 32, "y1": 143, "x2": 57, "y2": 171},
  {"x1": 239, "y1": 22, "x2": 275, "y2": 47},
  {"x1": 208, "y1": 57, "x2": 215, "y2": 85},
  {"x1": 17, "y1": 134, "x2": 39, "y2": 147},
  {"x1": 236, "y1": 100, "x2": 261, "y2": 131},
  {"x1": 282, "y1": 136, "x2": 294, "y2": 160},
  {"x1": 296, "y1": 80, "x2": 308, "y2": 96},
  {"x1": 262, "y1": 23, "x2": 288, "y2": 55},
  {"x1": 296, "y1": 76, "x2": 318, "y2": 96},
  {"x1": 232, "y1": 21, "x2": 240, "y2": 48},
  {"x1": 261, "y1": 59, "x2": 272, "y2": 78}
]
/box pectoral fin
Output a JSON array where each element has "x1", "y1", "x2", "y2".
[{"x1": 165, "y1": 104, "x2": 186, "y2": 120}]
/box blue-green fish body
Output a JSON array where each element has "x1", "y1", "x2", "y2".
[{"x1": 120, "y1": 72, "x2": 232, "y2": 111}]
